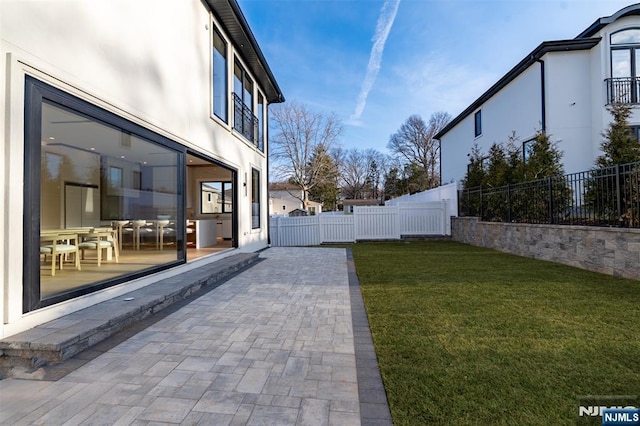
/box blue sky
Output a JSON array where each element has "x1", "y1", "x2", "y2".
[{"x1": 238, "y1": 0, "x2": 634, "y2": 154}]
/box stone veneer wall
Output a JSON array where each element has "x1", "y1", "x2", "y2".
[{"x1": 451, "y1": 217, "x2": 640, "y2": 281}]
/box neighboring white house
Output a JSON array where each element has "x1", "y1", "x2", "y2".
[
  {"x1": 0, "y1": 0, "x2": 283, "y2": 337},
  {"x1": 269, "y1": 186, "x2": 322, "y2": 216},
  {"x1": 437, "y1": 3, "x2": 640, "y2": 184}
]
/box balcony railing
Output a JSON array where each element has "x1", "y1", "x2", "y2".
[
  {"x1": 233, "y1": 93, "x2": 259, "y2": 148},
  {"x1": 605, "y1": 77, "x2": 640, "y2": 104}
]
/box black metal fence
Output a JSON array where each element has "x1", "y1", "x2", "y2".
[{"x1": 459, "y1": 162, "x2": 640, "y2": 228}]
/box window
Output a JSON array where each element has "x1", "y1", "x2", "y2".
[
  {"x1": 630, "y1": 126, "x2": 640, "y2": 140},
  {"x1": 201, "y1": 181, "x2": 233, "y2": 213},
  {"x1": 25, "y1": 77, "x2": 184, "y2": 312},
  {"x1": 257, "y1": 93, "x2": 265, "y2": 152},
  {"x1": 108, "y1": 166, "x2": 123, "y2": 188},
  {"x1": 466, "y1": 155, "x2": 490, "y2": 173},
  {"x1": 212, "y1": 27, "x2": 228, "y2": 122},
  {"x1": 522, "y1": 138, "x2": 535, "y2": 163},
  {"x1": 609, "y1": 28, "x2": 640, "y2": 103},
  {"x1": 474, "y1": 110, "x2": 482, "y2": 137},
  {"x1": 251, "y1": 168, "x2": 260, "y2": 229},
  {"x1": 233, "y1": 59, "x2": 258, "y2": 144},
  {"x1": 132, "y1": 170, "x2": 141, "y2": 190}
]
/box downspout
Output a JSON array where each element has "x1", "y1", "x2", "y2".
[
  {"x1": 438, "y1": 138, "x2": 442, "y2": 186},
  {"x1": 536, "y1": 58, "x2": 546, "y2": 132},
  {"x1": 266, "y1": 104, "x2": 271, "y2": 246}
]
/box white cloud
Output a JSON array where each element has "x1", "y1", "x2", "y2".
[{"x1": 347, "y1": 0, "x2": 400, "y2": 125}]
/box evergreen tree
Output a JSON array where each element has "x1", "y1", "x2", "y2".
[
  {"x1": 484, "y1": 143, "x2": 510, "y2": 188},
  {"x1": 524, "y1": 130, "x2": 564, "y2": 180},
  {"x1": 460, "y1": 144, "x2": 486, "y2": 217},
  {"x1": 461, "y1": 143, "x2": 486, "y2": 189},
  {"x1": 597, "y1": 102, "x2": 640, "y2": 167},
  {"x1": 505, "y1": 131, "x2": 525, "y2": 183},
  {"x1": 383, "y1": 167, "x2": 404, "y2": 199},
  {"x1": 403, "y1": 162, "x2": 429, "y2": 194},
  {"x1": 589, "y1": 102, "x2": 640, "y2": 226},
  {"x1": 307, "y1": 145, "x2": 340, "y2": 211},
  {"x1": 521, "y1": 130, "x2": 570, "y2": 223}
]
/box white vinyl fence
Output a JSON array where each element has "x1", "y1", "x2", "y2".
[
  {"x1": 385, "y1": 182, "x2": 459, "y2": 216},
  {"x1": 270, "y1": 200, "x2": 450, "y2": 247}
]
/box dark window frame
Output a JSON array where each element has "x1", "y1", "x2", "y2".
[
  {"x1": 251, "y1": 168, "x2": 260, "y2": 229},
  {"x1": 212, "y1": 26, "x2": 228, "y2": 122},
  {"x1": 200, "y1": 180, "x2": 233, "y2": 214},
  {"x1": 24, "y1": 77, "x2": 186, "y2": 313},
  {"x1": 233, "y1": 59, "x2": 259, "y2": 145},
  {"x1": 466, "y1": 154, "x2": 490, "y2": 173},
  {"x1": 132, "y1": 170, "x2": 141, "y2": 190},
  {"x1": 108, "y1": 166, "x2": 123, "y2": 188},
  {"x1": 257, "y1": 92, "x2": 265, "y2": 152},
  {"x1": 474, "y1": 110, "x2": 482, "y2": 137},
  {"x1": 522, "y1": 138, "x2": 535, "y2": 163}
]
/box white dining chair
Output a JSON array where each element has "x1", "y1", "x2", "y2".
[{"x1": 40, "y1": 232, "x2": 82, "y2": 276}]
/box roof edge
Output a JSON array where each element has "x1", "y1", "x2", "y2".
[
  {"x1": 435, "y1": 37, "x2": 601, "y2": 140},
  {"x1": 577, "y1": 3, "x2": 640, "y2": 39},
  {"x1": 206, "y1": 0, "x2": 285, "y2": 104}
]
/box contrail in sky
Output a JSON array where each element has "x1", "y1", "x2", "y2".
[{"x1": 349, "y1": 0, "x2": 401, "y2": 124}]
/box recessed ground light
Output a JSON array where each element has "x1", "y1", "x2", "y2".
[
  {"x1": 48, "y1": 137, "x2": 55, "y2": 140},
  {"x1": 121, "y1": 155, "x2": 125, "y2": 158},
  {"x1": 90, "y1": 148, "x2": 95, "y2": 151}
]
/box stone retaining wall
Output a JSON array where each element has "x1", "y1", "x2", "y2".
[{"x1": 451, "y1": 217, "x2": 640, "y2": 281}]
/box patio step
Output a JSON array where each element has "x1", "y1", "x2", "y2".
[{"x1": 0, "y1": 252, "x2": 259, "y2": 376}]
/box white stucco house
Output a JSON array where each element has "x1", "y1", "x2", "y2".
[
  {"x1": 0, "y1": 0, "x2": 283, "y2": 337},
  {"x1": 268, "y1": 185, "x2": 323, "y2": 216},
  {"x1": 437, "y1": 3, "x2": 640, "y2": 184}
]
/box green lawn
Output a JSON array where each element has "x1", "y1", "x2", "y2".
[{"x1": 349, "y1": 241, "x2": 640, "y2": 425}]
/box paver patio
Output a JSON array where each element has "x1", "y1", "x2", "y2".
[{"x1": 0, "y1": 247, "x2": 391, "y2": 425}]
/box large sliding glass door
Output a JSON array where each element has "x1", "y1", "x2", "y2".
[{"x1": 24, "y1": 77, "x2": 185, "y2": 312}]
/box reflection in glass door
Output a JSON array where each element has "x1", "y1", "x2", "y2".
[
  {"x1": 65, "y1": 183, "x2": 100, "y2": 228},
  {"x1": 24, "y1": 77, "x2": 185, "y2": 312}
]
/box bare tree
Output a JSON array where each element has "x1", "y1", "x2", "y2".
[
  {"x1": 387, "y1": 111, "x2": 451, "y2": 190},
  {"x1": 337, "y1": 148, "x2": 370, "y2": 199},
  {"x1": 270, "y1": 101, "x2": 343, "y2": 208}
]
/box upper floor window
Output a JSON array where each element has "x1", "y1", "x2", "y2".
[
  {"x1": 257, "y1": 93, "x2": 265, "y2": 151},
  {"x1": 611, "y1": 29, "x2": 640, "y2": 46},
  {"x1": 611, "y1": 29, "x2": 640, "y2": 79},
  {"x1": 212, "y1": 28, "x2": 228, "y2": 122},
  {"x1": 474, "y1": 110, "x2": 482, "y2": 137},
  {"x1": 233, "y1": 59, "x2": 258, "y2": 145},
  {"x1": 234, "y1": 59, "x2": 254, "y2": 111},
  {"x1": 608, "y1": 29, "x2": 640, "y2": 104}
]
